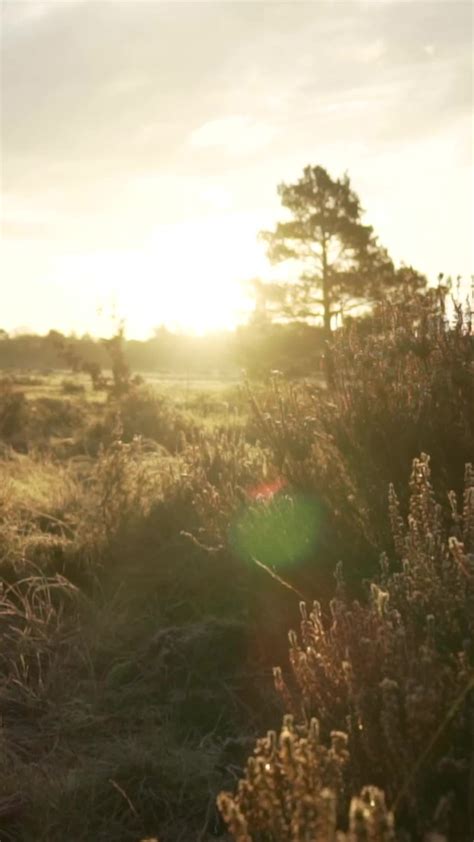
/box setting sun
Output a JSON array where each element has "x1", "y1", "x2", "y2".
[
  {"x1": 142, "y1": 214, "x2": 270, "y2": 334},
  {"x1": 37, "y1": 212, "x2": 273, "y2": 338}
]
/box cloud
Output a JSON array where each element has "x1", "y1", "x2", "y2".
[
  {"x1": 356, "y1": 39, "x2": 386, "y2": 63},
  {"x1": 0, "y1": 193, "x2": 61, "y2": 239},
  {"x1": 2, "y1": 1, "x2": 63, "y2": 27},
  {"x1": 190, "y1": 116, "x2": 276, "y2": 155},
  {"x1": 199, "y1": 185, "x2": 233, "y2": 212}
]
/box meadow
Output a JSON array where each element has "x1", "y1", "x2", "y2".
[{"x1": 0, "y1": 294, "x2": 473, "y2": 842}]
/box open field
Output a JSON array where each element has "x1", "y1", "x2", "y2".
[{"x1": 1, "y1": 369, "x2": 242, "y2": 399}]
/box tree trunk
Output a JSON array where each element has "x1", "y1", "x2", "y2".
[
  {"x1": 321, "y1": 236, "x2": 331, "y2": 340},
  {"x1": 321, "y1": 236, "x2": 334, "y2": 385}
]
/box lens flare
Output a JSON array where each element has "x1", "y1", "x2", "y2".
[
  {"x1": 247, "y1": 476, "x2": 287, "y2": 501},
  {"x1": 230, "y1": 493, "x2": 321, "y2": 569}
]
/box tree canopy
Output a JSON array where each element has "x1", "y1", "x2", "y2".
[{"x1": 259, "y1": 165, "x2": 426, "y2": 335}]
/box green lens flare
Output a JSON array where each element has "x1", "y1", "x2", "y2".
[{"x1": 230, "y1": 494, "x2": 320, "y2": 568}]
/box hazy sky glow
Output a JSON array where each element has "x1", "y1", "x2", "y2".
[{"x1": 1, "y1": 0, "x2": 473, "y2": 337}]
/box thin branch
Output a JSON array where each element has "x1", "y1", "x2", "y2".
[
  {"x1": 251, "y1": 556, "x2": 308, "y2": 601},
  {"x1": 109, "y1": 779, "x2": 138, "y2": 817},
  {"x1": 393, "y1": 671, "x2": 474, "y2": 815}
]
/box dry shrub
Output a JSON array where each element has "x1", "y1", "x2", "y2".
[
  {"x1": 250, "y1": 295, "x2": 474, "y2": 582},
  {"x1": 0, "y1": 384, "x2": 29, "y2": 450},
  {"x1": 61, "y1": 378, "x2": 86, "y2": 395},
  {"x1": 115, "y1": 385, "x2": 199, "y2": 452},
  {"x1": 220, "y1": 455, "x2": 473, "y2": 840},
  {"x1": 88, "y1": 435, "x2": 165, "y2": 542},
  {"x1": 218, "y1": 715, "x2": 395, "y2": 842},
  {"x1": 29, "y1": 397, "x2": 86, "y2": 440},
  {"x1": 87, "y1": 421, "x2": 271, "y2": 547},
  {"x1": 324, "y1": 295, "x2": 473, "y2": 506},
  {"x1": 0, "y1": 383, "x2": 87, "y2": 453},
  {"x1": 81, "y1": 385, "x2": 203, "y2": 458},
  {"x1": 179, "y1": 427, "x2": 271, "y2": 529},
  {"x1": 83, "y1": 426, "x2": 275, "y2": 624}
]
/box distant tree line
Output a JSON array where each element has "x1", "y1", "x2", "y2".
[{"x1": 0, "y1": 323, "x2": 326, "y2": 380}]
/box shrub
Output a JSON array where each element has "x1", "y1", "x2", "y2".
[
  {"x1": 220, "y1": 455, "x2": 474, "y2": 840},
  {"x1": 83, "y1": 426, "x2": 275, "y2": 616},
  {"x1": 250, "y1": 295, "x2": 474, "y2": 583},
  {"x1": 0, "y1": 386, "x2": 88, "y2": 452},
  {"x1": 29, "y1": 397, "x2": 86, "y2": 442},
  {"x1": 61, "y1": 378, "x2": 86, "y2": 395},
  {"x1": 0, "y1": 385, "x2": 29, "y2": 450},
  {"x1": 218, "y1": 715, "x2": 396, "y2": 842},
  {"x1": 324, "y1": 295, "x2": 473, "y2": 509},
  {"x1": 114, "y1": 385, "x2": 200, "y2": 452}
]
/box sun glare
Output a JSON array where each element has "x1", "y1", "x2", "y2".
[
  {"x1": 141, "y1": 215, "x2": 269, "y2": 335},
  {"x1": 56, "y1": 213, "x2": 271, "y2": 338}
]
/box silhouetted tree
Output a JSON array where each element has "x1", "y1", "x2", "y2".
[
  {"x1": 260, "y1": 165, "x2": 398, "y2": 337},
  {"x1": 372, "y1": 264, "x2": 427, "y2": 305},
  {"x1": 102, "y1": 321, "x2": 131, "y2": 396},
  {"x1": 246, "y1": 278, "x2": 287, "y2": 327}
]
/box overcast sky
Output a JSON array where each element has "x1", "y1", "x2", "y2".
[{"x1": 1, "y1": 0, "x2": 473, "y2": 337}]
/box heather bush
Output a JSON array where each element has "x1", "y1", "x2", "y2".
[
  {"x1": 28, "y1": 396, "x2": 86, "y2": 442},
  {"x1": 220, "y1": 455, "x2": 474, "y2": 840},
  {"x1": 110, "y1": 385, "x2": 200, "y2": 452},
  {"x1": 0, "y1": 384, "x2": 29, "y2": 450},
  {"x1": 82, "y1": 426, "x2": 280, "y2": 627},
  {"x1": 61, "y1": 378, "x2": 86, "y2": 395},
  {"x1": 218, "y1": 716, "x2": 395, "y2": 842},
  {"x1": 88, "y1": 435, "x2": 165, "y2": 542},
  {"x1": 86, "y1": 424, "x2": 269, "y2": 546},
  {"x1": 0, "y1": 383, "x2": 88, "y2": 453},
  {"x1": 324, "y1": 295, "x2": 473, "y2": 506},
  {"x1": 250, "y1": 294, "x2": 474, "y2": 583}
]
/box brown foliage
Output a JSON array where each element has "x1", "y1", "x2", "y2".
[
  {"x1": 249, "y1": 294, "x2": 474, "y2": 585},
  {"x1": 218, "y1": 715, "x2": 395, "y2": 842},
  {"x1": 220, "y1": 455, "x2": 474, "y2": 840}
]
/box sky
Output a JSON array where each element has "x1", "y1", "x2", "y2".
[{"x1": 1, "y1": 0, "x2": 473, "y2": 338}]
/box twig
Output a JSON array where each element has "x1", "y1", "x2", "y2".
[
  {"x1": 393, "y1": 671, "x2": 474, "y2": 814},
  {"x1": 180, "y1": 531, "x2": 224, "y2": 554},
  {"x1": 109, "y1": 779, "x2": 138, "y2": 817},
  {"x1": 251, "y1": 555, "x2": 307, "y2": 601},
  {"x1": 0, "y1": 792, "x2": 26, "y2": 818},
  {"x1": 197, "y1": 792, "x2": 215, "y2": 842}
]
